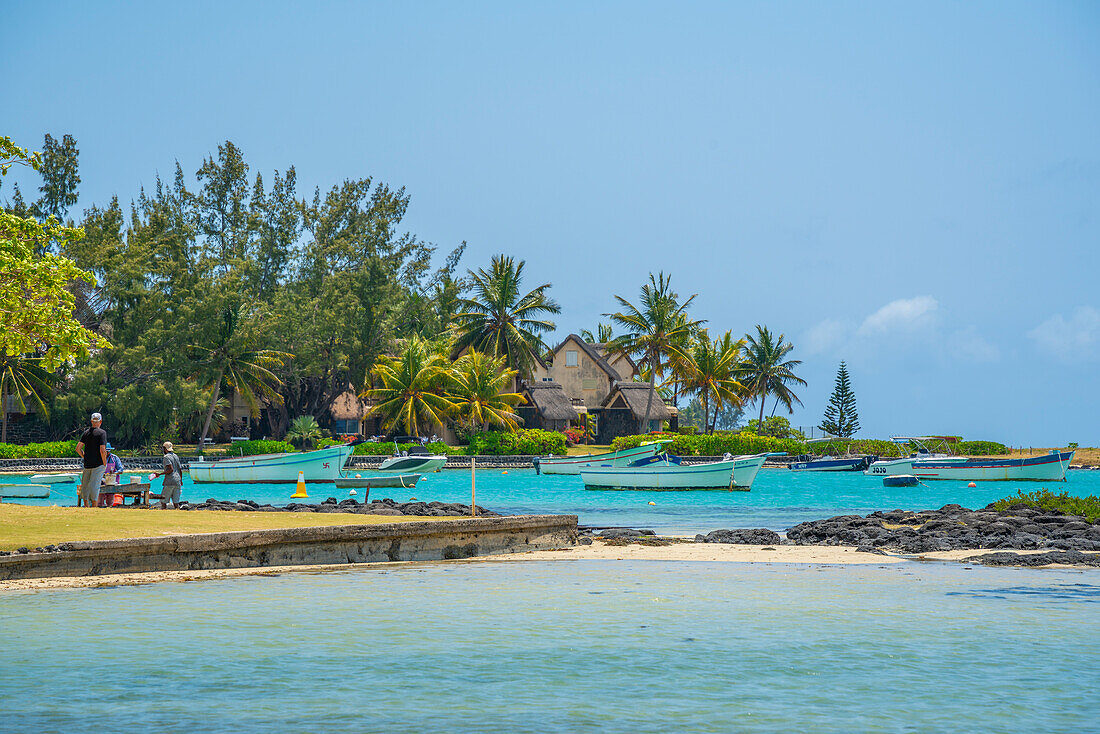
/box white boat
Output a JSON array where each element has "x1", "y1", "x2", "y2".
[
  {"x1": 534, "y1": 440, "x2": 672, "y2": 475},
  {"x1": 334, "y1": 473, "x2": 422, "y2": 489},
  {"x1": 581, "y1": 455, "x2": 736, "y2": 490},
  {"x1": 30, "y1": 473, "x2": 78, "y2": 484},
  {"x1": 579, "y1": 452, "x2": 771, "y2": 490},
  {"x1": 0, "y1": 483, "x2": 50, "y2": 499},
  {"x1": 864, "y1": 437, "x2": 1075, "y2": 481},
  {"x1": 377, "y1": 444, "x2": 448, "y2": 473},
  {"x1": 189, "y1": 443, "x2": 354, "y2": 483}
]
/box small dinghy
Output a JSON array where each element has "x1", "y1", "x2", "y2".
[
  {"x1": 30, "y1": 473, "x2": 78, "y2": 484},
  {"x1": 334, "y1": 474, "x2": 422, "y2": 489},
  {"x1": 0, "y1": 484, "x2": 51, "y2": 499},
  {"x1": 883, "y1": 474, "x2": 919, "y2": 487}
]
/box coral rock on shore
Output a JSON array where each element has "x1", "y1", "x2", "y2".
[{"x1": 785, "y1": 503, "x2": 1100, "y2": 553}]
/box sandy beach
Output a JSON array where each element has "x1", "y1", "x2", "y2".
[{"x1": 4, "y1": 540, "x2": 1095, "y2": 592}]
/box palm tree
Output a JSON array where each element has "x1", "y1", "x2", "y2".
[
  {"x1": 606, "y1": 272, "x2": 704, "y2": 433},
  {"x1": 742, "y1": 325, "x2": 807, "y2": 425},
  {"x1": 580, "y1": 323, "x2": 615, "y2": 344},
  {"x1": 286, "y1": 415, "x2": 324, "y2": 449},
  {"x1": 451, "y1": 255, "x2": 560, "y2": 380},
  {"x1": 363, "y1": 336, "x2": 456, "y2": 436},
  {"x1": 448, "y1": 351, "x2": 523, "y2": 431},
  {"x1": 0, "y1": 355, "x2": 51, "y2": 444},
  {"x1": 190, "y1": 305, "x2": 290, "y2": 448},
  {"x1": 671, "y1": 330, "x2": 745, "y2": 434}
]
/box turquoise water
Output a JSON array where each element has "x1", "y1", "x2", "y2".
[
  {"x1": 1, "y1": 560, "x2": 1098, "y2": 732},
  {"x1": 7, "y1": 468, "x2": 1100, "y2": 533}
]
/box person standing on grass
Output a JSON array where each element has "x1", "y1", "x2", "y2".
[
  {"x1": 150, "y1": 441, "x2": 183, "y2": 509},
  {"x1": 75, "y1": 413, "x2": 108, "y2": 508}
]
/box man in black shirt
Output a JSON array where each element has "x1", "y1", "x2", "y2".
[{"x1": 76, "y1": 412, "x2": 108, "y2": 508}]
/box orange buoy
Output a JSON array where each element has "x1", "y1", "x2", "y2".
[{"x1": 967, "y1": 482, "x2": 976, "y2": 488}]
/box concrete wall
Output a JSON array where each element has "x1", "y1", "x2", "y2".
[{"x1": 0, "y1": 515, "x2": 578, "y2": 581}]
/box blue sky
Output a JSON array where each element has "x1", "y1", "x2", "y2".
[{"x1": 4, "y1": 1, "x2": 1098, "y2": 445}]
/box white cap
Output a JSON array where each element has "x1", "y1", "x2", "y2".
[
  {"x1": 163, "y1": 441, "x2": 174, "y2": 452},
  {"x1": 91, "y1": 412, "x2": 102, "y2": 421}
]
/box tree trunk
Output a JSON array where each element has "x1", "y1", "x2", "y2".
[
  {"x1": 199, "y1": 369, "x2": 225, "y2": 451},
  {"x1": 757, "y1": 388, "x2": 767, "y2": 425},
  {"x1": 701, "y1": 393, "x2": 710, "y2": 436},
  {"x1": 1, "y1": 383, "x2": 6, "y2": 444},
  {"x1": 639, "y1": 354, "x2": 657, "y2": 434}
]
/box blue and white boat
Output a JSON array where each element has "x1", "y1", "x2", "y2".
[
  {"x1": 789, "y1": 439, "x2": 875, "y2": 472},
  {"x1": 189, "y1": 443, "x2": 355, "y2": 483}
]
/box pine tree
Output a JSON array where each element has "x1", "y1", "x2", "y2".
[{"x1": 820, "y1": 361, "x2": 860, "y2": 437}]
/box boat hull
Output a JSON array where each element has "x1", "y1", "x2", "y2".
[
  {"x1": 30, "y1": 473, "x2": 78, "y2": 484},
  {"x1": 334, "y1": 474, "x2": 422, "y2": 489},
  {"x1": 0, "y1": 483, "x2": 51, "y2": 499},
  {"x1": 535, "y1": 443, "x2": 667, "y2": 474},
  {"x1": 789, "y1": 457, "x2": 870, "y2": 472},
  {"x1": 188, "y1": 445, "x2": 354, "y2": 483},
  {"x1": 865, "y1": 451, "x2": 1075, "y2": 481},
  {"x1": 581, "y1": 459, "x2": 737, "y2": 490},
  {"x1": 377, "y1": 455, "x2": 447, "y2": 473}
]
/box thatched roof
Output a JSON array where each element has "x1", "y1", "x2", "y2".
[
  {"x1": 523, "y1": 382, "x2": 579, "y2": 421},
  {"x1": 602, "y1": 382, "x2": 673, "y2": 421},
  {"x1": 330, "y1": 390, "x2": 366, "y2": 421}
]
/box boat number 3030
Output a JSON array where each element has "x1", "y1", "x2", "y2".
[{"x1": 870, "y1": 466, "x2": 887, "y2": 474}]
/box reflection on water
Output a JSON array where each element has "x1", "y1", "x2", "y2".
[
  {"x1": 947, "y1": 583, "x2": 1100, "y2": 602},
  {"x1": 1, "y1": 560, "x2": 1098, "y2": 732}
]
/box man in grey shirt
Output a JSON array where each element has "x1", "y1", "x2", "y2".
[{"x1": 151, "y1": 441, "x2": 184, "y2": 509}]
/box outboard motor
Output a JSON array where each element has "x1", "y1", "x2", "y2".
[{"x1": 533, "y1": 456, "x2": 541, "y2": 475}]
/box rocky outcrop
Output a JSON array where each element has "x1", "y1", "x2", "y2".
[
  {"x1": 966, "y1": 550, "x2": 1100, "y2": 567},
  {"x1": 784, "y1": 503, "x2": 1100, "y2": 553},
  {"x1": 694, "y1": 528, "x2": 782, "y2": 544}
]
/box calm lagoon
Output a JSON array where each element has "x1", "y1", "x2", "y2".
[
  {"x1": 10, "y1": 467, "x2": 1100, "y2": 533},
  {"x1": 1, "y1": 560, "x2": 1098, "y2": 732}
]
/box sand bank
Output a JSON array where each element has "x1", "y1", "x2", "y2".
[{"x1": 9, "y1": 541, "x2": 1093, "y2": 592}]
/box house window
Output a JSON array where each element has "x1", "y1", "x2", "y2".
[{"x1": 565, "y1": 350, "x2": 578, "y2": 367}]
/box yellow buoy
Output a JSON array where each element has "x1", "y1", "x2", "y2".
[
  {"x1": 291, "y1": 470, "x2": 309, "y2": 498},
  {"x1": 648, "y1": 501, "x2": 656, "y2": 506},
  {"x1": 502, "y1": 470, "x2": 508, "y2": 475}
]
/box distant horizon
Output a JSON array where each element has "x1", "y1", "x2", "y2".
[{"x1": 3, "y1": 1, "x2": 1097, "y2": 445}]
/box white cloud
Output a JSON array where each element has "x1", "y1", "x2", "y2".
[
  {"x1": 804, "y1": 319, "x2": 848, "y2": 355},
  {"x1": 947, "y1": 328, "x2": 1000, "y2": 363},
  {"x1": 858, "y1": 296, "x2": 938, "y2": 335},
  {"x1": 1027, "y1": 306, "x2": 1100, "y2": 361}
]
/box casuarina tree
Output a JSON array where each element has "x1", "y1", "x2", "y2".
[{"x1": 820, "y1": 361, "x2": 860, "y2": 438}]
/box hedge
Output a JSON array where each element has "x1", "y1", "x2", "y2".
[
  {"x1": 0, "y1": 441, "x2": 79, "y2": 459},
  {"x1": 229, "y1": 440, "x2": 296, "y2": 457},
  {"x1": 465, "y1": 429, "x2": 567, "y2": 456},
  {"x1": 955, "y1": 440, "x2": 1009, "y2": 455},
  {"x1": 353, "y1": 441, "x2": 459, "y2": 456},
  {"x1": 609, "y1": 433, "x2": 913, "y2": 458}
]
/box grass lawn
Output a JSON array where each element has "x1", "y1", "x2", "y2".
[{"x1": 0, "y1": 505, "x2": 440, "y2": 552}]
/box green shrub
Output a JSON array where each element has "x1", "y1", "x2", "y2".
[
  {"x1": 465, "y1": 429, "x2": 567, "y2": 456},
  {"x1": 0, "y1": 441, "x2": 79, "y2": 458},
  {"x1": 229, "y1": 440, "x2": 296, "y2": 457},
  {"x1": 353, "y1": 440, "x2": 460, "y2": 456},
  {"x1": 991, "y1": 489, "x2": 1100, "y2": 522},
  {"x1": 610, "y1": 431, "x2": 804, "y2": 456},
  {"x1": 956, "y1": 440, "x2": 1009, "y2": 455}
]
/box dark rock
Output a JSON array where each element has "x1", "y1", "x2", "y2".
[
  {"x1": 599, "y1": 528, "x2": 647, "y2": 539},
  {"x1": 856, "y1": 544, "x2": 887, "y2": 554},
  {"x1": 695, "y1": 528, "x2": 782, "y2": 545},
  {"x1": 322, "y1": 497, "x2": 338, "y2": 505},
  {"x1": 968, "y1": 550, "x2": 1100, "y2": 567}
]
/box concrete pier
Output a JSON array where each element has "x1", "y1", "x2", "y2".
[{"x1": 0, "y1": 514, "x2": 578, "y2": 581}]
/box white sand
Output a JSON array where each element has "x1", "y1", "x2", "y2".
[{"x1": 3, "y1": 541, "x2": 1094, "y2": 592}]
